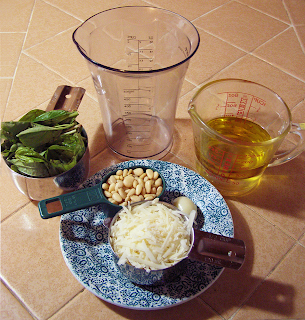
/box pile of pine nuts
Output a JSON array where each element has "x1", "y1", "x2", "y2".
[{"x1": 102, "y1": 167, "x2": 163, "y2": 206}]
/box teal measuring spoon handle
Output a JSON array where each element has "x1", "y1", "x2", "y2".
[{"x1": 39, "y1": 184, "x2": 106, "y2": 219}]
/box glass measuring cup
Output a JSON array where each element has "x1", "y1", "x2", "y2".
[
  {"x1": 188, "y1": 79, "x2": 305, "y2": 197},
  {"x1": 73, "y1": 6, "x2": 199, "y2": 159}
]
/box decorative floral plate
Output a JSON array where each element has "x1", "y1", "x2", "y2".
[{"x1": 59, "y1": 160, "x2": 233, "y2": 310}]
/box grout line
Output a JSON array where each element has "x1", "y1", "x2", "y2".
[
  {"x1": 22, "y1": 25, "x2": 79, "y2": 52},
  {"x1": 46, "y1": 288, "x2": 86, "y2": 319},
  {"x1": 249, "y1": 52, "x2": 305, "y2": 84},
  {"x1": 22, "y1": 50, "x2": 77, "y2": 85},
  {"x1": 191, "y1": 0, "x2": 235, "y2": 23},
  {"x1": 42, "y1": 0, "x2": 83, "y2": 22},
  {"x1": 196, "y1": 297, "x2": 226, "y2": 320},
  {"x1": 191, "y1": 24, "x2": 305, "y2": 86},
  {"x1": 291, "y1": 97, "x2": 305, "y2": 112},
  {"x1": 235, "y1": 0, "x2": 292, "y2": 25},
  {"x1": 0, "y1": 200, "x2": 30, "y2": 224},
  {"x1": 0, "y1": 278, "x2": 37, "y2": 320},
  {"x1": 3, "y1": 0, "x2": 36, "y2": 120},
  {"x1": 282, "y1": 0, "x2": 305, "y2": 55}
]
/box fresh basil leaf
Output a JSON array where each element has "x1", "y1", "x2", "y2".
[
  {"x1": 16, "y1": 123, "x2": 75, "y2": 148},
  {"x1": 8, "y1": 147, "x2": 50, "y2": 177},
  {"x1": 9, "y1": 158, "x2": 50, "y2": 177},
  {"x1": 56, "y1": 132, "x2": 86, "y2": 157},
  {"x1": 32, "y1": 110, "x2": 79, "y2": 125},
  {"x1": 1, "y1": 121, "x2": 31, "y2": 141},
  {"x1": 19, "y1": 109, "x2": 46, "y2": 122},
  {"x1": 46, "y1": 145, "x2": 79, "y2": 175}
]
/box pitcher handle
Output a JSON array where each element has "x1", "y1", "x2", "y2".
[{"x1": 268, "y1": 123, "x2": 305, "y2": 167}]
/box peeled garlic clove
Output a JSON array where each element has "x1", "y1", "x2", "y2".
[{"x1": 173, "y1": 196, "x2": 197, "y2": 219}]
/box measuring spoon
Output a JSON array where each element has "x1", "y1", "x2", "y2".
[{"x1": 38, "y1": 166, "x2": 166, "y2": 219}]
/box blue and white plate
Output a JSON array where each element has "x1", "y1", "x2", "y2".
[{"x1": 60, "y1": 160, "x2": 233, "y2": 310}]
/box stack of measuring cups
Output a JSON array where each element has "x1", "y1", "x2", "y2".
[{"x1": 73, "y1": 6, "x2": 200, "y2": 159}]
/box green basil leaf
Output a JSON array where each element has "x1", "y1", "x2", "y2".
[
  {"x1": 16, "y1": 123, "x2": 75, "y2": 148},
  {"x1": 48, "y1": 155, "x2": 78, "y2": 175},
  {"x1": 8, "y1": 147, "x2": 50, "y2": 177},
  {"x1": 19, "y1": 109, "x2": 46, "y2": 122},
  {"x1": 57, "y1": 132, "x2": 86, "y2": 157},
  {"x1": 32, "y1": 110, "x2": 79, "y2": 125},
  {"x1": 1, "y1": 121, "x2": 31, "y2": 141},
  {"x1": 9, "y1": 158, "x2": 50, "y2": 177}
]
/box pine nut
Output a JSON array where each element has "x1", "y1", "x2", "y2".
[{"x1": 102, "y1": 167, "x2": 163, "y2": 206}]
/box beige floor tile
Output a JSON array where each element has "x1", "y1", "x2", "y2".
[
  {"x1": 3, "y1": 54, "x2": 71, "y2": 121},
  {"x1": 199, "y1": 200, "x2": 295, "y2": 319},
  {"x1": 0, "y1": 202, "x2": 84, "y2": 320},
  {"x1": 25, "y1": 28, "x2": 90, "y2": 85},
  {"x1": 233, "y1": 244, "x2": 305, "y2": 320},
  {"x1": 194, "y1": 1, "x2": 289, "y2": 51},
  {"x1": 0, "y1": 281, "x2": 34, "y2": 320},
  {"x1": 185, "y1": 29, "x2": 246, "y2": 86},
  {"x1": 23, "y1": 0, "x2": 81, "y2": 50},
  {"x1": 0, "y1": 165, "x2": 30, "y2": 221},
  {"x1": 146, "y1": 0, "x2": 230, "y2": 21},
  {"x1": 88, "y1": 148, "x2": 122, "y2": 178},
  {"x1": 46, "y1": 0, "x2": 126, "y2": 21},
  {"x1": 253, "y1": 27, "x2": 305, "y2": 81},
  {"x1": 168, "y1": 118, "x2": 197, "y2": 171},
  {"x1": 284, "y1": 0, "x2": 305, "y2": 25},
  {"x1": 0, "y1": 33, "x2": 25, "y2": 77},
  {"x1": 238, "y1": 0, "x2": 290, "y2": 23},
  {"x1": 295, "y1": 25, "x2": 305, "y2": 51},
  {"x1": 0, "y1": 79, "x2": 12, "y2": 121},
  {"x1": 0, "y1": 0, "x2": 34, "y2": 32},
  {"x1": 208, "y1": 54, "x2": 305, "y2": 109},
  {"x1": 49, "y1": 288, "x2": 222, "y2": 320}
]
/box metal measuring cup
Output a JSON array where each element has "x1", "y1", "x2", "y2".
[
  {"x1": 107, "y1": 201, "x2": 245, "y2": 286},
  {"x1": 2, "y1": 86, "x2": 90, "y2": 201}
]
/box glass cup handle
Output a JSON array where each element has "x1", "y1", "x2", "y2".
[{"x1": 268, "y1": 123, "x2": 305, "y2": 167}]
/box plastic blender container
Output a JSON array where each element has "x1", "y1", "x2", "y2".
[{"x1": 73, "y1": 6, "x2": 200, "y2": 159}]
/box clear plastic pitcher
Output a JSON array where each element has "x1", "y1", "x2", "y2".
[{"x1": 73, "y1": 6, "x2": 200, "y2": 159}]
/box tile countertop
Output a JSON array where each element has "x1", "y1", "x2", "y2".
[{"x1": 1, "y1": 0, "x2": 305, "y2": 319}]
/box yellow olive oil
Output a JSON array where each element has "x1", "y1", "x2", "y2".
[{"x1": 195, "y1": 116, "x2": 273, "y2": 196}]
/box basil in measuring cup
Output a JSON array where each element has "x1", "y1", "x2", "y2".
[{"x1": 1, "y1": 109, "x2": 87, "y2": 178}]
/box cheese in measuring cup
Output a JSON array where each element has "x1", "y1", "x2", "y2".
[{"x1": 109, "y1": 199, "x2": 196, "y2": 272}]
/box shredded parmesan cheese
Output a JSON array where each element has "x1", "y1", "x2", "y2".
[{"x1": 109, "y1": 199, "x2": 194, "y2": 272}]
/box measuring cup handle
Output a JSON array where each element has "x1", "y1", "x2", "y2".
[
  {"x1": 38, "y1": 184, "x2": 104, "y2": 219},
  {"x1": 189, "y1": 229, "x2": 246, "y2": 270},
  {"x1": 269, "y1": 122, "x2": 305, "y2": 167}
]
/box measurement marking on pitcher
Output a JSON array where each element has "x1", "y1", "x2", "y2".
[
  {"x1": 124, "y1": 35, "x2": 155, "y2": 155},
  {"x1": 127, "y1": 36, "x2": 154, "y2": 71}
]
